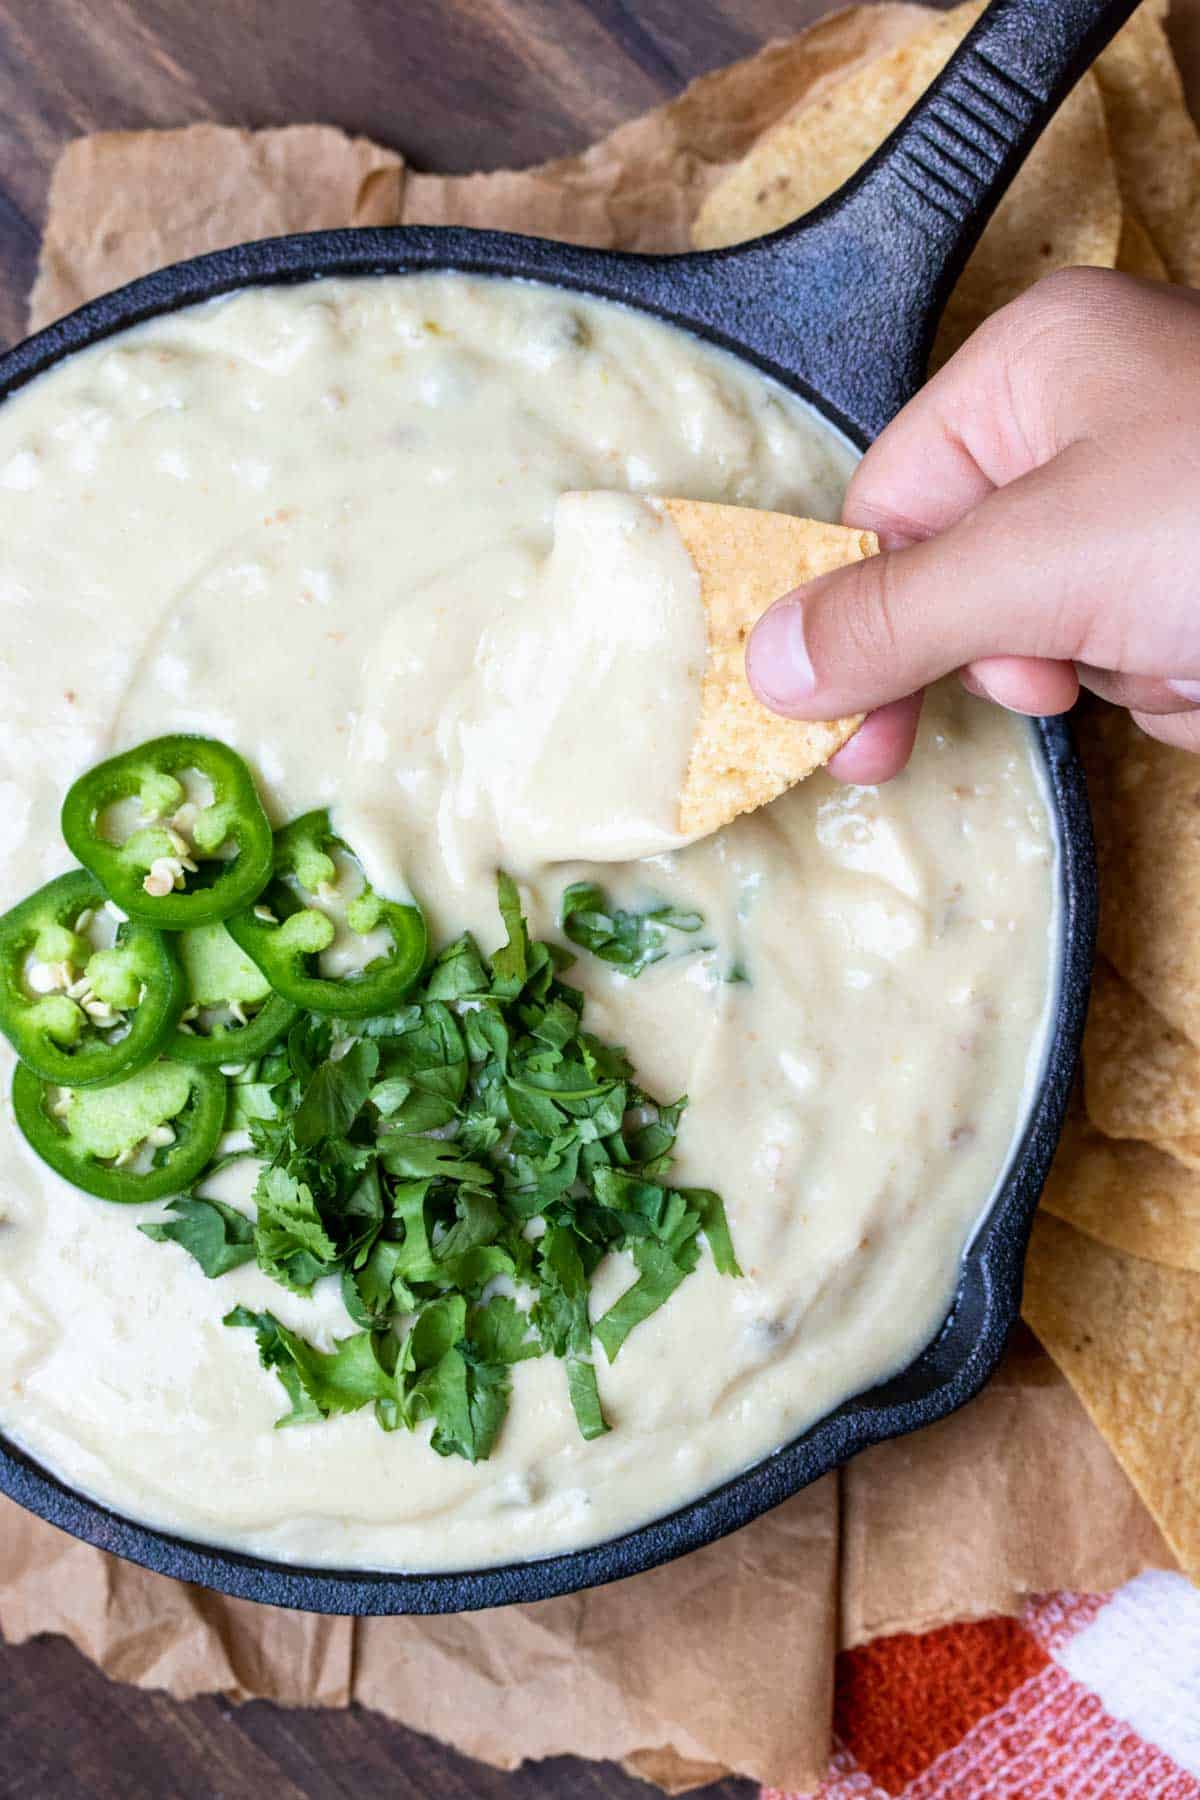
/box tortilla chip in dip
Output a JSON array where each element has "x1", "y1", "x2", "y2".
[{"x1": 648, "y1": 499, "x2": 875, "y2": 837}]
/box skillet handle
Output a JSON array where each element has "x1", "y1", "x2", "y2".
[{"x1": 694, "y1": 0, "x2": 1142, "y2": 443}]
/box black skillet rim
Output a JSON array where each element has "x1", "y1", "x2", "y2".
[{"x1": 0, "y1": 231, "x2": 1096, "y2": 1614}]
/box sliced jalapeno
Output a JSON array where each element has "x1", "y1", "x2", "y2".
[
  {"x1": 61, "y1": 735, "x2": 273, "y2": 929},
  {"x1": 0, "y1": 869, "x2": 184, "y2": 1087},
  {"x1": 164, "y1": 922, "x2": 296, "y2": 1064},
  {"x1": 226, "y1": 809, "x2": 426, "y2": 1016},
  {"x1": 12, "y1": 1058, "x2": 226, "y2": 1203}
]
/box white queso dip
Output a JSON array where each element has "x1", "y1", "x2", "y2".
[{"x1": 0, "y1": 275, "x2": 1055, "y2": 1571}]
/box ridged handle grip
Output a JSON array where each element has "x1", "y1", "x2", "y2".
[{"x1": 884, "y1": 15, "x2": 1100, "y2": 232}]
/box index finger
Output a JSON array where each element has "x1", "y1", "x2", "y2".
[{"x1": 841, "y1": 268, "x2": 1169, "y2": 548}]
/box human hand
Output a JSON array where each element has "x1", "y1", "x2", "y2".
[{"x1": 746, "y1": 268, "x2": 1200, "y2": 782}]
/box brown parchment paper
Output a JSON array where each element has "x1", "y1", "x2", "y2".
[{"x1": 6, "y1": 5, "x2": 1187, "y2": 1792}]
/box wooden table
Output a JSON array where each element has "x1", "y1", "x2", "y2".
[{"x1": 1, "y1": 3, "x2": 1198, "y2": 1795}]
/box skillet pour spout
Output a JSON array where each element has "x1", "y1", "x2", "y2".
[{"x1": 0, "y1": 0, "x2": 1125, "y2": 1613}]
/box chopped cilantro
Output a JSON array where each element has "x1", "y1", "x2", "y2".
[
  {"x1": 224, "y1": 1305, "x2": 396, "y2": 1426},
  {"x1": 151, "y1": 876, "x2": 738, "y2": 1464},
  {"x1": 252, "y1": 1165, "x2": 338, "y2": 1294},
  {"x1": 140, "y1": 1196, "x2": 255, "y2": 1277},
  {"x1": 558, "y1": 881, "x2": 703, "y2": 977}
]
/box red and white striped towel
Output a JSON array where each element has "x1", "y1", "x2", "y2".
[{"x1": 770, "y1": 1572, "x2": 1200, "y2": 1800}]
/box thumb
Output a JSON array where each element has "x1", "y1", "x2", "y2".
[{"x1": 747, "y1": 443, "x2": 1115, "y2": 719}]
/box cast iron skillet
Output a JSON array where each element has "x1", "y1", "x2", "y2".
[{"x1": 0, "y1": 0, "x2": 1132, "y2": 1613}]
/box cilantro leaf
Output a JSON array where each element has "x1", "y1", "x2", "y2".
[
  {"x1": 454, "y1": 1354, "x2": 513, "y2": 1461},
  {"x1": 464, "y1": 1006, "x2": 509, "y2": 1070},
  {"x1": 405, "y1": 1346, "x2": 511, "y2": 1463},
  {"x1": 624, "y1": 1097, "x2": 687, "y2": 1170},
  {"x1": 376, "y1": 1135, "x2": 491, "y2": 1183},
  {"x1": 566, "y1": 1356, "x2": 610, "y2": 1440},
  {"x1": 532, "y1": 1226, "x2": 592, "y2": 1357},
  {"x1": 351, "y1": 1005, "x2": 423, "y2": 1039},
  {"x1": 422, "y1": 933, "x2": 490, "y2": 1000},
  {"x1": 389, "y1": 1181, "x2": 441, "y2": 1285},
  {"x1": 685, "y1": 1187, "x2": 743, "y2": 1278},
  {"x1": 286, "y1": 1013, "x2": 334, "y2": 1086},
  {"x1": 434, "y1": 1187, "x2": 502, "y2": 1264},
  {"x1": 490, "y1": 872, "x2": 530, "y2": 997},
  {"x1": 369, "y1": 1076, "x2": 412, "y2": 1117},
  {"x1": 468, "y1": 1295, "x2": 541, "y2": 1365},
  {"x1": 370, "y1": 1002, "x2": 467, "y2": 1131},
  {"x1": 340, "y1": 1162, "x2": 385, "y2": 1266},
  {"x1": 439, "y1": 1243, "x2": 518, "y2": 1295},
  {"x1": 342, "y1": 1238, "x2": 413, "y2": 1327},
  {"x1": 253, "y1": 1165, "x2": 338, "y2": 1294},
  {"x1": 140, "y1": 1196, "x2": 256, "y2": 1277},
  {"x1": 292, "y1": 1038, "x2": 379, "y2": 1147},
  {"x1": 224, "y1": 1305, "x2": 395, "y2": 1426},
  {"x1": 594, "y1": 1242, "x2": 691, "y2": 1363},
  {"x1": 387, "y1": 1292, "x2": 518, "y2": 1461},
  {"x1": 409, "y1": 1293, "x2": 468, "y2": 1364},
  {"x1": 559, "y1": 882, "x2": 703, "y2": 977}
]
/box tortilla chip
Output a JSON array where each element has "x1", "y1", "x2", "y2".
[
  {"x1": 1086, "y1": 957, "x2": 1200, "y2": 1166},
  {"x1": 1084, "y1": 958, "x2": 1200, "y2": 1142},
  {"x1": 693, "y1": 4, "x2": 980, "y2": 253},
  {"x1": 1022, "y1": 1214, "x2": 1200, "y2": 1582},
  {"x1": 1042, "y1": 1106, "x2": 1200, "y2": 1274},
  {"x1": 691, "y1": 1, "x2": 1121, "y2": 365},
  {"x1": 651, "y1": 500, "x2": 874, "y2": 838},
  {"x1": 1093, "y1": 1, "x2": 1200, "y2": 286},
  {"x1": 1116, "y1": 208, "x2": 1170, "y2": 281},
  {"x1": 1080, "y1": 704, "x2": 1200, "y2": 1047}
]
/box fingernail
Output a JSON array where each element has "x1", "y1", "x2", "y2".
[
  {"x1": 747, "y1": 601, "x2": 817, "y2": 708},
  {"x1": 1168, "y1": 679, "x2": 1200, "y2": 703}
]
